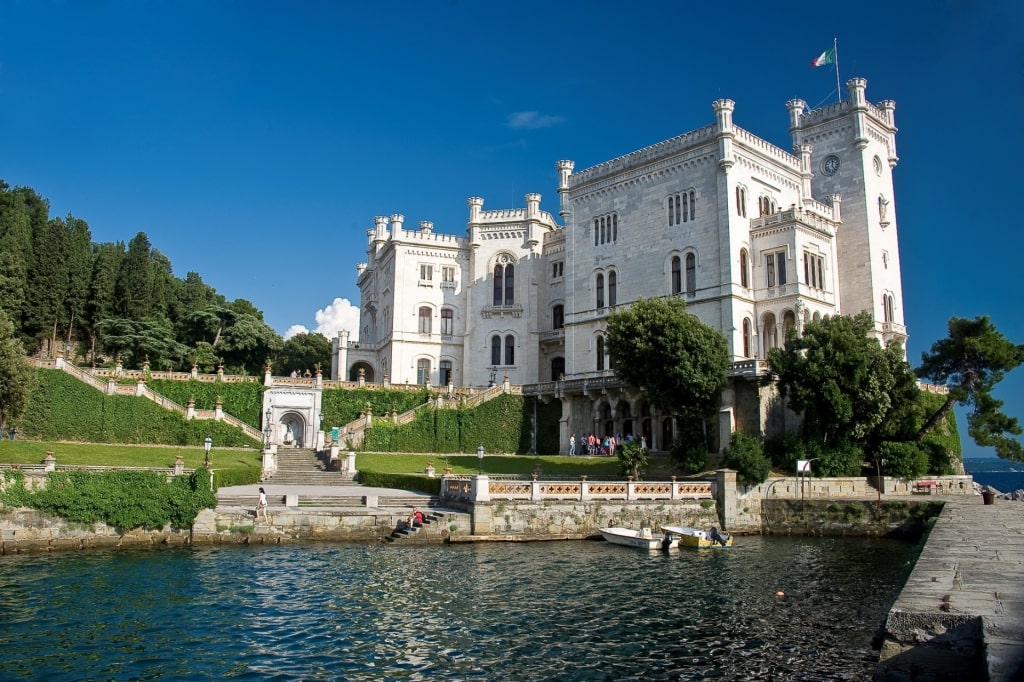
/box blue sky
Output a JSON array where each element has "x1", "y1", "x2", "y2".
[{"x1": 2, "y1": 1, "x2": 1022, "y2": 458}]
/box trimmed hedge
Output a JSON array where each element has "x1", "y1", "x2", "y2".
[
  {"x1": 321, "y1": 387, "x2": 431, "y2": 432},
  {"x1": 357, "y1": 470, "x2": 441, "y2": 496},
  {"x1": 0, "y1": 468, "x2": 216, "y2": 530},
  {"x1": 148, "y1": 379, "x2": 266, "y2": 426},
  {"x1": 21, "y1": 370, "x2": 261, "y2": 448},
  {"x1": 363, "y1": 394, "x2": 527, "y2": 454}
]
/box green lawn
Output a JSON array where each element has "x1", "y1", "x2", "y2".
[
  {"x1": 0, "y1": 440, "x2": 262, "y2": 471},
  {"x1": 0, "y1": 441, "x2": 688, "y2": 479}
]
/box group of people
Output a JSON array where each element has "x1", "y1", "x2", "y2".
[{"x1": 568, "y1": 432, "x2": 647, "y2": 456}]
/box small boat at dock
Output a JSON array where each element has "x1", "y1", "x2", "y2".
[
  {"x1": 661, "y1": 525, "x2": 733, "y2": 548},
  {"x1": 598, "y1": 526, "x2": 678, "y2": 550}
]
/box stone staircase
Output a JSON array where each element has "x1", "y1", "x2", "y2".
[
  {"x1": 386, "y1": 509, "x2": 449, "y2": 542},
  {"x1": 264, "y1": 447, "x2": 348, "y2": 485}
]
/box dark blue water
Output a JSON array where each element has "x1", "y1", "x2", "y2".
[
  {"x1": 963, "y1": 458, "x2": 1024, "y2": 493},
  {"x1": 0, "y1": 538, "x2": 919, "y2": 681}
]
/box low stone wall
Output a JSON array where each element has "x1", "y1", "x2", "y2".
[
  {"x1": 760, "y1": 499, "x2": 943, "y2": 538},
  {"x1": 0, "y1": 506, "x2": 473, "y2": 552},
  {"x1": 466, "y1": 499, "x2": 721, "y2": 536}
]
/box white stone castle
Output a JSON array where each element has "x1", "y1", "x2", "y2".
[{"x1": 331, "y1": 78, "x2": 906, "y2": 453}]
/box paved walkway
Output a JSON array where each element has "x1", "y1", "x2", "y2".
[{"x1": 879, "y1": 496, "x2": 1024, "y2": 681}]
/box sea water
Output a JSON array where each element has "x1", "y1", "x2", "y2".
[
  {"x1": 963, "y1": 457, "x2": 1024, "y2": 493},
  {"x1": 0, "y1": 536, "x2": 920, "y2": 681}
]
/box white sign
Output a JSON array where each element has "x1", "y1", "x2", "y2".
[{"x1": 796, "y1": 459, "x2": 813, "y2": 474}]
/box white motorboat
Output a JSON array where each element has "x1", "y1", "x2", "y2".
[{"x1": 599, "y1": 526, "x2": 678, "y2": 550}]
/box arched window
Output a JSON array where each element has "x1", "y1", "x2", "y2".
[
  {"x1": 735, "y1": 187, "x2": 747, "y2": 217},
  {"x1": 740, "y1": 249, "x2": 749, "y2": 288},
  {"x1": 671, "y1": 256, "x2": 681, "y2": 295},
  {"x1": 883, "y1": 294, "x2": 895, "y2": 323},
  {"x1": 418, "y1": 306, "x2": 431, "y2": 334},
  {"x1": 685, "y1": 253, "x2": 696, "y2": 294},
  {"x1": 552, "y1": 304, "x2": 564, "y2": 330},
  {"x1": 417, "y1": 358, "x2": 431, "y2": 385},
  {"x1": 612, "y1": 214, "x2": 618, "y2": 242},
  {"x1": 490, "y1": 335, "x2": 501, "y2": 366},
  {"x1": 742, "y1": 318, "x2": 752, "y2": 358},
  {"x1": 504, "y1": 334, "x2": 515, "y2": 365},
  {"x1": 668, "y1": 196, "x2": 676, "y2": 226},
  {"x1": 440, "y1": 308, "x2": 454, "y2": 336},
  {"x1": 596, "y1": 335, "x2": 605, "y2": 371},
  {"x1": 594, "y1": 218, "x2": 599, "y2": 246},
  {"x1": 783, "y1": 310, "x2": 796, "y2": 339},
  {"x1": 493, "y1": 262, "x2": 515, "y2": 305},
  {"x1": 608, "y1": 270, "x2": 617, "y2": 307},
  {"x1": 596, "y1": 273, "x2": 605, "y2": 309}
]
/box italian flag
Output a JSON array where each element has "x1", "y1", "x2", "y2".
[{"x1": 812, "y1": 47, "x2": 836, "y2": 67}]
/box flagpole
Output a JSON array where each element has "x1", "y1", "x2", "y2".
[{"x1": 833, "y1": 37, "x2": 842, "y2": 102}]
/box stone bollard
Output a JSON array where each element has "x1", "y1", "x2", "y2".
[
  {"x1": 173, "y1": 455, "x2": 184, "y2": 476},
  {"x1": 43, "y1": 451, "x2": 56, "y2": 472}
]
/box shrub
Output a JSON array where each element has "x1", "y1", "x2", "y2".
[
  {"x1": 357, "y1": 471, "x2": 441, "y2": 495},
  {"x1": 723, "y1": 432, "x2": 770, "y2": 485},
  {"x1": 877, "y1": 441, "x2": 929, "y2": 480},
  {"x1": 618, "y1": 440, "x2": 649, "y2": 479},
  {"x1": 671, "y1": 442, "x2": 708, "y2": 474}
]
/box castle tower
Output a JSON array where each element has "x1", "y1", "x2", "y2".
[{"x1": 790, "y1": 78, "x2": 906, "y2": 347}]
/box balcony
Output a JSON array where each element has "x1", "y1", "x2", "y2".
[{"x1": 482, "y1": 304, "x2": 523, "y2": 319}]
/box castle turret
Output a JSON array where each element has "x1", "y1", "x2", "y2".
[
  {"x1": 467, "y1": 197, "x2": 484, "y2": 247},
  {"x1": 373, "y1": 216, "x2": 389, "y2": 252},
  {"x1": 525, "y1": 193, "x2": 541, "y2": 250},
  {"x1": 713, "y1": 99, "x2": 735, "y2": 169},
  {"x1": 847, "y1": 77, "x2": 870, "y2": 150},
  {"x1": 390, "y1": 214, "x2": 405, "y2": 234},
  {"x1": 796, "y1": 143, "x2": 814, "y2": 203},
  {"x1": 419, "y1": 220, "x2": 433, "y2": 234},
  {"x1": 556, "y1": 160, "x2": 574, "y2": 219},
  {"x1": 787, "y1": 99, "x2": 807, "y2": 146}
]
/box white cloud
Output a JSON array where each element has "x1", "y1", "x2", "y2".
[
  {"x1": 314, "y1": 297, "x2": 360, "y2": 341},
  {"x1": 283, "y1": 324, "x2": 309, "y2": 340},
  {"x1": 506, "y1": 111, "x2": 565, "y2": 130}
]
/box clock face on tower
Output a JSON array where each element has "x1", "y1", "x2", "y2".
[{"x1": 822, "y1": 155, "x2": 841, "y2": 176}]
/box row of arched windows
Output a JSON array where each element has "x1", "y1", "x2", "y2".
[
  {"x1": 734, "y1": 186, "x2": 778, "y2": 219},
  {"x1": 414, "y1": 358, "x2": 455, "y2": 386},
  {"x1": 668, "y1": 190, "x2": 696, "y2": 226},
  {"x1": 593, "y1": 213, "x2": 618, "y2": 246}
]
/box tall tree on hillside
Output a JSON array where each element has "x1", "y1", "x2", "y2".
[
  {"x1": 0, "y1": 308, "x2": 34, "y2": 432},
  {"x1": 23, "y1": 217, "x2": 70, "y2": 353},
  {"x1": 62, "y1": 215, "x2": 94, "y2": 359},
  {"x1": 0, "y1": 182, "x2": 37, "y2": 328},
  {"x1": 605, "y1": 296, "x2": 729, "y2": 448},
  {"x1": 85, "y1": 242, "x2": 125, "y2": 363},
  {"x1": 115, "y1": 232, "x2": 155, "y2": 320},
  {"x1": 916, "y1": 316, "x2": 1024, "y2": 460},
  {"x1": 167, "y1": 271, "x2": 221, "y2": 331}
]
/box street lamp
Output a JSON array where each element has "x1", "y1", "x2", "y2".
[
  {"x1": 264, "y1": 408, "x2": 272, "y2": 447},
  {"x1": 798, "y1": 458, "x2": 819, "y2": 501},
  {"x1": 476, "y1": 443, "x2": 484, "y2": 474},
  {"x1": 347, "y1": 428, "x2": 355, "y2": 449},
  {"x1": 204, "y1": 435, "x2": 213, "y2": 468}
]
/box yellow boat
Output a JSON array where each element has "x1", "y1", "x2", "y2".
[{"x1": 661, "y1": 525, "x2": 733, "y2": 548}]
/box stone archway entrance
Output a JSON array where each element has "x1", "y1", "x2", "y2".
[
  {"x1": 349, "y1": 362, "x2": 375, "y2": 382},
  {"x1": 280, "y1": 411, "x2": 306, "y2": 448}
]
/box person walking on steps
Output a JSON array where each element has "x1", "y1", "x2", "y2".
[{"x1": 256, "y1": 487, "x2": 269, "y2": 522}]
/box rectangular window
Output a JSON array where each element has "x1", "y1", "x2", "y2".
[
  {"x1": 420, "y1": 264, "x2": 433, "y2": 281},
  {"x1": 441, "y1": 309, "x2": 454, "y2": 336},
  {"x1": 551, "y1": 261, "x2": 564, "y2": 279},
  {"x1": 442, "y1": 266, "x2": 455, "y2": 282},
  {"x1": 777, "y1": 251, "x2": 787, "y2": 285},
  {"x1": 766, "y1": 254, "x2": 776, "y2": 287},
  {"x1": 418, "y1": 307, "x2": 431, "y2": 334}
]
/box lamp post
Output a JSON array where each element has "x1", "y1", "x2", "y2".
[
  {"x1": 204, "y1": 435, "x2": 213, "y2": 468},
  {"x1": 874, "y1": 457, "x2": 887, "y2": 502},
  {"x1": 348, "y1": 428, "x2": 355, "y2": 449},
  {"x1": 264, "y1": 408, "x2": 272, "y2": 447},
  {"x1": 798, "y1": 458, "x2": 819, "y2": 501},
  {"x1": 476, "y1": 443, "x2": 485, "y2": 474}
]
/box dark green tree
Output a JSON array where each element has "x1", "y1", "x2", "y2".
[
  {"x1": 115, "y1": 232, "x2": 155, "y2": 320},
  {"x1": 0, "y1": 182, "x2": 38, "y2": 327},
  {"x1": 97, "y1": 317, "x2": 189, "y2": 369},
  {"x1": 62, "y1": 215, "x2": 94, "y2": 360},
  {"x1": 23, "y1": 216, "x2": 70, "y2": 352},
  {"x1": 275, "y1": 332, "x2": 332, "y2": 375},
  {"x1": 916, "y1": 316, "x2": 1024, "y2": 460},
  {"x1": 85, "y1": 242, "x2": 125, "y2": 363},
  {"x1": 767, "y1": 312, "x2": 919, "y2": 449},
  {"x1": 0, "y1": 308, "x2": 35, "y2": 432},
  {"x1": 605, "y1": 296, "x2": 729, "y2": 450}
]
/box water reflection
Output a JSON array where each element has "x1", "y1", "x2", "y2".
[{"x1": 0, "y1": 536, "x2": 918, "y2": 680}]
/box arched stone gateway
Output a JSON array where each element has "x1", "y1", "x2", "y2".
[
  {"x1": 263, "y1": 386, "x2": 324, "y2": 449},
  {"x1": 349, "y1": 362, "x2": 374, "y2": 382}
]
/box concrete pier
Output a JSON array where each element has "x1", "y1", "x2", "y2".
[{"x1": 877, "y1": 497, "x2": 1024, "y2": 681}]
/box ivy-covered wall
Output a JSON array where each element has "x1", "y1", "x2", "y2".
[
  {"x1": 321, "y1": 387, "x2": 431, "y2": 431},
  {"x1": 21, "y1": 370, "x2": 261, "y2": 447},
  {"x1": 149, "y1": 379, "x2": 266, "y2": 426},
  {"x1": 364, "y1": 394, "x2": 531, "y2": 454}
]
